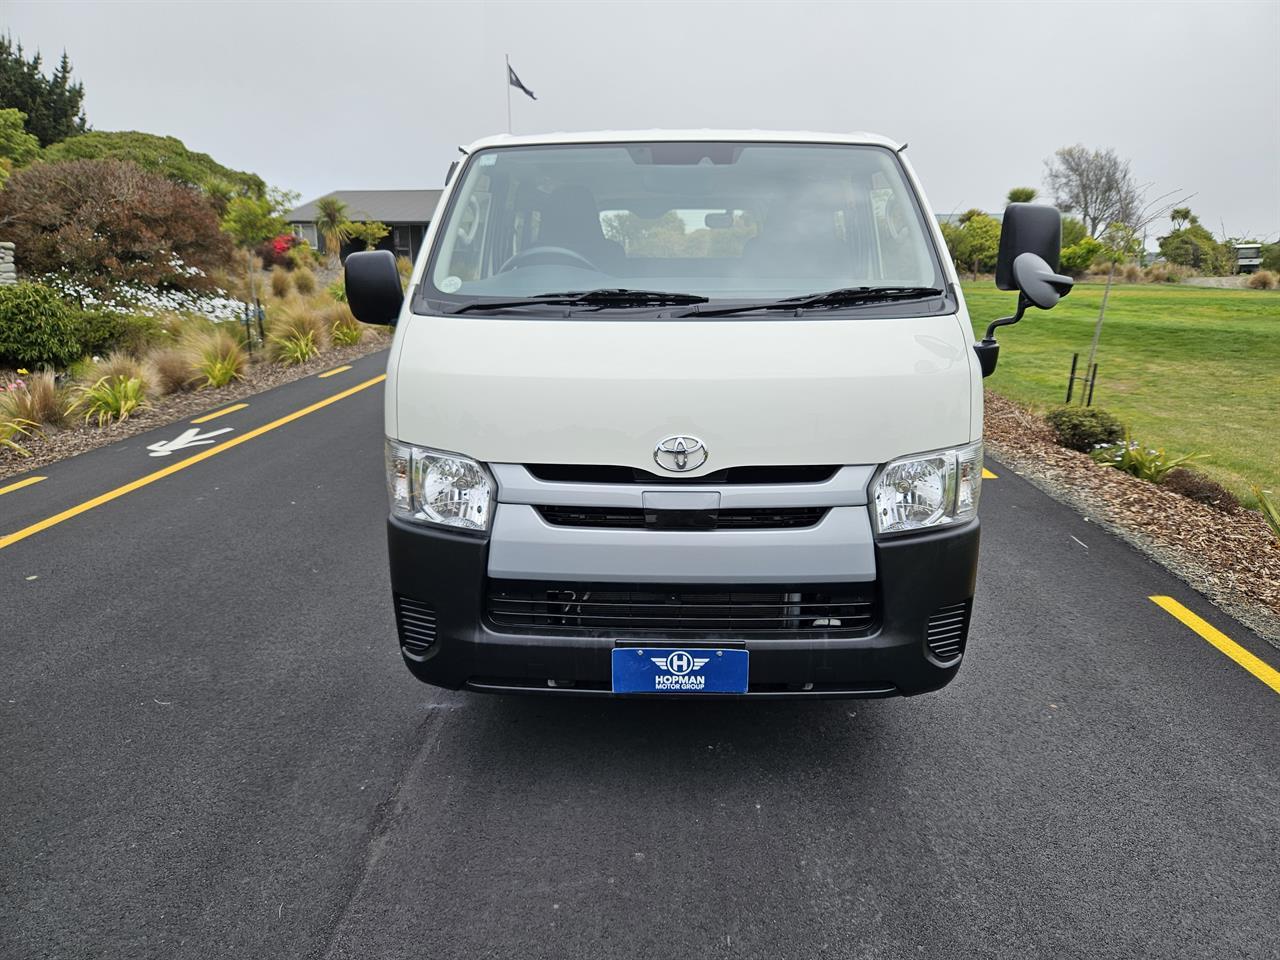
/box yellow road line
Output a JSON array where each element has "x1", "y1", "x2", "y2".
[
  {"x1": 0, "y1": 475, "x2": 46, "y2": 497},
  {"x1": 982, "y1": 468, "x2": 998, "y2": 479},
  {"x1": 318, "y1": 365, "x2": 352, "y2": 379},
  {"x1": 0, "y1": 375, "x2": 385, "y2": 552},
  {"x1": 191, "y1": 403, "x2": 249, "y2": 424},
  {"x1": 1150, "y1": 595, "x2": 1280, "y2": 695}
]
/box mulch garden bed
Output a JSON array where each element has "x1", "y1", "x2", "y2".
[
  {"x1": 983, "y1": 391, "x2": 1280, "y2": 644},
  {"x1": 1, "y1": 337, "x2": 390, "y2": 483}
]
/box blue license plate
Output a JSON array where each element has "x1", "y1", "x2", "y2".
[{"x1": 611, "y1": 647, "x2": 749, "y2": 694}]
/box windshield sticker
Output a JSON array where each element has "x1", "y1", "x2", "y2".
[
  {"x1": 478, "y1": 154, "x2": 497, "y2": 167},
  {"x1": 440, "y1": 275, "x2": 463, "y2": 293}
]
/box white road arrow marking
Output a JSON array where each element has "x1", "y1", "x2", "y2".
[{"x1": 146, "y1": 427, "x2": 233, "y2": 457}]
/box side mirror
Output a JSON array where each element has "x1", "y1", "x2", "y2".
[
  {"x1": 996, "y1": 203, "x2": 1063, "y2": 288},
  {"x1": 345, "y1": 250, "x2": 404, "y2": 326},
  {"x1": 1011, "y1": 252, "x2": 1073, "y2": 310},
  {"x1": 974, "y1": 205, "x2": 1074, "y2": 378}
]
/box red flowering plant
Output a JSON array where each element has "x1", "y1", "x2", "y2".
[{"x1": 257, "y1": 233, "x2": 301, "y2": 269}]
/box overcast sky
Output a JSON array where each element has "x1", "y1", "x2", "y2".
[{"x1": 6, "y1": 0, "x2": 1279, "y2": 240}]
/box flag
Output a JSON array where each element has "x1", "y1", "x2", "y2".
[{"x1": 508, "y1": 64, "x2": 536, "y2": 101}]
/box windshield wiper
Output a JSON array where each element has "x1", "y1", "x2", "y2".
[
  {"x1": 674, "y1": 286, "x2": 944, "y2": 318},
  {"x1": 448, "y1": 288, "x2": 709, "y2": 314}
]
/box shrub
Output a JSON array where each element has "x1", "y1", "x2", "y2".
[
  {"x1": 1, "y1": 416, "x2": 38, "y2": 456},
  {"x1": 70, "y1": 375, "x2": 147, "y2": 427},
  {"x1": 270, "y1": 266, "x2": 291, "y2": 298},
  {"x1": 1045, "y1": 406, "x2": 1126, "y2": 452},
  {"x1": 267, "y1": 301, "x2": 329, "y2": 364},
  {"x1": 287, "y1": 242, "x2": 319, "y2": 271},
  {"x1": 40, "y1": 131, "x2": 266, "y2": 202},
  {"x1": 0, "y1": 158, "x2": 233, "y2": 291},
  {"x1": 268, "y1": 302, "x2": 330, "y2": 351},
  {"x1": 1121, "y1": 263, "x2": 1142, "y2": 282},
  {"x1": 1247, "y1": 270, "x2": 1277, "y2": 290},
  {"x1": 327, "y1": 279, "x2": 347, "y2": 303},
  {"x1": 187, "y1": 329, "x2": 246, "y2": 387},
  {"x1": 1091, "y1": 435, "x2": 1206, "y2": 484},
  {"x1": 257, "y1": 233, "x2": 300, "y2": 269},
  {"x1": 292, "y1": 268, "x2": 317, "y2": 296},
  {"x1": 72, "y1": 309, "x2": 161, "y2": 357},
  {"x1": 93, "y1": 351, "x2": 149, "y2": 392},
  {"x1": 1254, "y1": 487, "x2": 1280, "y2": 542},
  {"x1": 1059, "y1": 238, "x2": 1102, "y2": 277},
  {"x1": 329, "y1": 306, "x2": 363, "y2": 346},
  {"x1": 147, "y1": 346, "x2": 197, "y2": 394},
  {"x1": 0, "y1": 371, "x2": 68, "y2": 427},
  {"x1": 0, "y1": 283, "x2": 83, "y2": 367},
  {"x1": 396, "y1": 255, "x2": 414, "y2": 289},
  {"x1": 1143, "y1": 264, "x2": 1185, "y2": 284},
  {"x1": 1162, "y1": 468, "x2": 1240, "y2": 512},
  {"x1": 271, "y1": 331, "x2": 317, "y2": 365}
]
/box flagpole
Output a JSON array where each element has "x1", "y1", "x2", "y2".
[{"x1": 505, "y1": 53, "x2": 512, "y2": 134}]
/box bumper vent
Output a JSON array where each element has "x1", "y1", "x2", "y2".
[
  {"x1": 925, "y1": 601, "x2": 971, "y2": 662},
  {"x1": 393, "y1": 595, "x2": 437, "y2": 659},
  {"x1": 536, "y1": 505, "x2": 826, "y2": 530},
  {"x1": 486, "y1": 580, "x2": 875, "y2": 637}
]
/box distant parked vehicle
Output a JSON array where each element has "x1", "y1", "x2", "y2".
[{"x1": 1234, "y1": 243, "x2": 1263, "y2": 274}]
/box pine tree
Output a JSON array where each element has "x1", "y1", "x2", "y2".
[{"x1": 0, "y1": 34, "x2": 87, "y2": 147}]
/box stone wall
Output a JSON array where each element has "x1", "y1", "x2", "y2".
[{"x1": 0, "y1": 242, "x2": 15, "y2": 286}]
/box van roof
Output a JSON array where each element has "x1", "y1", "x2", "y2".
[{"x1": 464, "y1": 130, "x2": 902, "y2": 152}]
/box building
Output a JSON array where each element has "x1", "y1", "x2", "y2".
[{"x1": 286, "y1": 189, "x2": 443, "y2": 262}]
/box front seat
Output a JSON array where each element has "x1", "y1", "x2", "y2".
[{"x1": 537, "y1": 185, "x2": 626, "y2": 273}]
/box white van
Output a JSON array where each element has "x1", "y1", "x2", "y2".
[{"x1": 346, "y1": 130, "x2": 1072, "y2": 698}]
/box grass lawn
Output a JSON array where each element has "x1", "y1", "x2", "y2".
[{"x1": 960, "y1": 280, "x2": 1279, "y2": 503}]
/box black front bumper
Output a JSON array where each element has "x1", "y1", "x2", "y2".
[{"x1": 387, "y1": 516, "x2": 980, "y2": 699}]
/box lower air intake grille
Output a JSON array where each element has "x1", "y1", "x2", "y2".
[
  {"x1": 394, "y1": 595, "x2": 437, "y2": 659},
  {"x1": 925, "y1": 601, "x2": 971, "y2": 662},
  {"x1": 536, "y1": 505, "x2": 826, "y2": 530},
  {"x1": 486, "y1": 581, "x2": 876, "y2": 637}
]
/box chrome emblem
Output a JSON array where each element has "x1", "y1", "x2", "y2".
[{"x1": 654, "y1": 435, "x2": 708, "y2": 472}]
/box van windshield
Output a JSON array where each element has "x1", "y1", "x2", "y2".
[{"x1": 426, "y1": 141, "x2": 943, "y2": 307}]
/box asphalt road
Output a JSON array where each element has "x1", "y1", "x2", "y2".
[{"x1": 3, "y1": 348, "x2": 1277, "y2": 959}]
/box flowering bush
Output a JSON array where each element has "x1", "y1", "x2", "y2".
[
  {"x1": 40, "y1": 270, "x2": 247, "y2": 325},
  {"x1": 258, "y1": 233, "x2": 301, "y2": 269}
]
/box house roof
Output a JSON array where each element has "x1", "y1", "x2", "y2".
[{"x1": 287, "y1": 189, "x2": 443, "y2": 224}]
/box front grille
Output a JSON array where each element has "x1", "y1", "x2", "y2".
[
  {"x1": 925, "y1": 601, "x2": 971, "y2": 662},
  {"x1": 393, "y1": 595, "x2": 437, "y2": 659},
  {"x1": 536, "y1": 505, "x2": 827, "y2": 530},
  {"x1": 525, "y1": 464, "x2": 839, "y2": 485},
  {"x1": 486, "y1": 580, "x2": 876, "y2": 637}
]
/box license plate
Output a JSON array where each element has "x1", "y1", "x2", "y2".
[{"x1": 611, "y1": 647, "x2": 749, "y2": 694}]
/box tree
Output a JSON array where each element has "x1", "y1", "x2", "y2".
[
  {"x1": 314, "y1": 196, "x2": 352, "y2": 264},
  {"x1": 0, "y1": 35, "x2": 87, "y2": 147},
  {"x1": 1044, "y1": 145, "x2": 1142, "y2": 238},
  {"x1": 346, "y1": 220, "x2": 391, "y2": 251},
  {"x1": 1158, "y1": 211, "x2": 1233, "y2": 274},
  {"x1": 1006, "y1": 187, "x2": 1038, "y2": 204},
  {"x1": 42, "y1": 131, "x2": 267, "y2": 209},
  {"x1": 939, "y1": 213, "x2": 1001, "y2": 278},
  {"x1": 0, "y1": 158, "x2": 233, "y2": 291},
  {"x1": 1061, "y1": 216, "x2": 1087, "y2": 248},
  {"x1": 0, "y1": 107, "x2": 39, "y2": 185},
  {"x1": 221, "y1": 195, "x2": 288, "y2": 249}
]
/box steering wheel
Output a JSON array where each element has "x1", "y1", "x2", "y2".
[{"x1": 498, "y1": 245, "x2": 598, "y2": 273}]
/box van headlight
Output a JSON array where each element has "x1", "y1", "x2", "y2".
[
  {"x1": 386, "y1": 440, "x2": 494, "y2": 532},
  {"x1": 871, "y1": 441, "x2": 982, "y2": 536}
]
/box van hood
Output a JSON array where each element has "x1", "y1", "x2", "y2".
[{"x1": 391, "y1": 312, "x2": 978, "y2": 477}]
